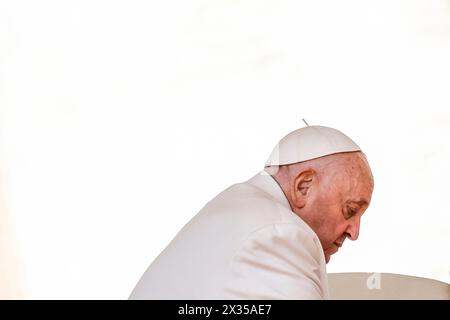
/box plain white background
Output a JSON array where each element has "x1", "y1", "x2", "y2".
[{"x1": 1, "y1": 0, "x2": 449, "y2": 298}]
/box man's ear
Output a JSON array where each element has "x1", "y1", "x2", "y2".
[{"x1": 291, "y1": 169, "x2": 315, "y2": 209}]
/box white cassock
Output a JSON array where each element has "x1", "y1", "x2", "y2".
[
  {"x1": 129, "y1": 171, "x2": 329, "y2": 299},
  {"x1": 130, "y1": 125, "x2": 362, "y2": 300}
]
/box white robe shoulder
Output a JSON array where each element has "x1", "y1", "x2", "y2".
[{"x1": 129, "y1": 172, "x2": 329, "y2": 299}]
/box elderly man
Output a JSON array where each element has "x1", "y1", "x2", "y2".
[{"x1": 130, "y1": 125, "x2": 374, "y2": 299}]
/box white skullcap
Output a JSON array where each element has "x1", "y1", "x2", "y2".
[{"x1": 265, "y1": 125, "x2": 361, "y2": 167}]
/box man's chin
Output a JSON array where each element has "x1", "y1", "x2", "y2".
[{"x1": 324, "y1": 246, "x2": 340, "y2": 263}]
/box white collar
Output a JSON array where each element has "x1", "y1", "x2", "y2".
[{"x1": 246, "y1": 170, "x2": 292, "y2": 210}]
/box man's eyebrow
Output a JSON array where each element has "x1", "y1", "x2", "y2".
[{"x1": 346, "y1": 199, "x2": 368, "y2": 206}]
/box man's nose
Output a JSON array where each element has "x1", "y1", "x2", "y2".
[{"x1": 345, "y1": 217, "x2": 361, "y2": 241}]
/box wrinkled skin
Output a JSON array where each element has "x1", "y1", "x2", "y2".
[{"x1": 270, "y1": 151, "x2": 374, "y2": 263}]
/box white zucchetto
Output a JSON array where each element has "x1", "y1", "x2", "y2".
[{"x1": 265, "y1": 125, "x2": 361, "y2": 167}]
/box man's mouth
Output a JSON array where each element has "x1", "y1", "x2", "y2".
[{"x1": 334, "y1": 241, "x2": 343, "y2": 248}]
